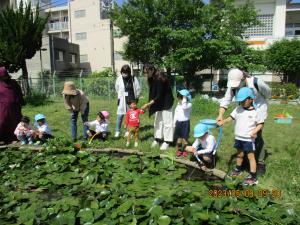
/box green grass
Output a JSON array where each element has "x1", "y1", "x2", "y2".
[{"x1": 23, "y1": 96, "x2": 300, "y2": 207}]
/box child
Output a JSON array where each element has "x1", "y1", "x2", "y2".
[
  {"x1": 173, "y1": 89, "x2": 192, "y2": 157},
  {"x1": 185, "y1": 123, "x2": 216, "y2": 166},
  {"x1": 125, "y1": 100, "x2": 145, "y2": 147},
  {"x1": 34, "y1": 114, "x2": 53, "y2": 144},
  {"x1": 84, "y1": 111, "x2": 110, "y2": 141},
  {"x1": 220, "y1": 87, "x2": 264, "y2": 186},
  {"x1": 14, "y1": 116, "x2": 34, "y2": 145}
]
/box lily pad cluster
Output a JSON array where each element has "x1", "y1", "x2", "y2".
[{"x1": 0, "y1": 142, "x2": 299, "y2": 224}]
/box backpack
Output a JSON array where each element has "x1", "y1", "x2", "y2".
[{"x1": 253, "y1": 77, "x2": 271, "y2": 99}]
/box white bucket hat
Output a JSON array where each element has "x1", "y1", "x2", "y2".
[{"x1": 227, "y1": 69, "x2": 244, "y2": 88}]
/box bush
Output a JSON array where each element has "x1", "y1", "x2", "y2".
[
  {"x1": 270, "y1": 82, "x2": 299, "y2": 99},
  {"x1": 90, "y1": 68, "x2": 116, "y2": 77},
  {"x1": 24, "y1": 90, "x2": 49, "y2": 106}
]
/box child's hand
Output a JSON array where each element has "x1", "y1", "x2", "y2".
[
  {"x1": 250, "y1": 131, "x2": 257, "y2": 139},
  {"x1": 218, "y1": 120, "x2": 225, "y2": 126}
]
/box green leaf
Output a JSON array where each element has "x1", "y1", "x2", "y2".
[
  {"x1": 157, "y1": 215, "x2": 171, "y2": 225},
  {"x1": 77, "y1": 208, "x2": 94, "y2": 223}
]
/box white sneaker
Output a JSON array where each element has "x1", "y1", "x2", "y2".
[
  {"x1": 114, "y1": 131, "x2": 120, "y2": 138},
  {"x1": 124, "y1": 131, "x2": 129, "y2": 137},
  {"x1": 160, "y1": 142, "x2": 169, "y2": 150},
  {"x1": 126, "y1": 141, "x2": 130, "y2": 147},
  {"x1": 134, "y1": 142, "x2": 138, "y2": 147},
  {"x1": 151, "y1": 140, "x2": 159, "y2": 148}
]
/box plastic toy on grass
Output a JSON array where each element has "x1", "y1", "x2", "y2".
[
  {"x1": 274, "y1": 111, "x2": 293, "y2": 124},
  {"x1": 195, "y1": 119, "x2": 223, "y2": 167}
]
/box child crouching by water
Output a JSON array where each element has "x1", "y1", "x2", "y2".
[{"x1": 84, "y1": 111, "x2": 110, "y2": 141}]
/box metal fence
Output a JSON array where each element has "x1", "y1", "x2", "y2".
[{"x1": 25, "y1": 76, "x2": 151, "y2": 100}]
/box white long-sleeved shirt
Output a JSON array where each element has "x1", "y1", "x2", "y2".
[
  {"x1": 173, "y1": 99, "x2": 192, "y2": 123},
  {"x1": 192, "y1": 134, "x2": 216, "y2": 155},
  {"x1": 220, "y1": 76, "x2": 270, "y2": 120},
  {"x1": 85, "y1": 120, "x2": 109, "y2": 133}
]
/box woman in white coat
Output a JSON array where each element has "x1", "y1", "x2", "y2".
[{"x1": 114, "y1": 65, "x2": 141, "y2": 137}]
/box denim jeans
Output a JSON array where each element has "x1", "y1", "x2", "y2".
[
  {"x1": 70, "y1": 103, "x2": 89, "y2": 141},
  {"x1": 115, "y1": 114, "x2": 124, "y2": 132},
  {"x1": 17, "y1": 133, "x2": 32, "y2": 143}
]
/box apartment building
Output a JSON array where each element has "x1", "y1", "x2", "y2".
[{"x1": 237, "y1": 0, "x2": 300, "y2": 49}]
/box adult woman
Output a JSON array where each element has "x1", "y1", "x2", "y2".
[
  {"x1": 114, "y1": 64, "x2": 141, "y2": 138},
  {"x1": 143, "y1": 64, "x2": 174, "y2": 150},
  {"x1": 0, "y1": 67, "x2": 24, "y2": 144},
  {"x1": 62, "y1": 81, "x2": 89, "y2": 142}
]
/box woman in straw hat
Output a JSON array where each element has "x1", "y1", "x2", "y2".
[
  {"x1": 0, "y1": 67, "x2": 24, "y2": 144},
  {"x1": 62, "y1": 81, "x2": 89, "y2": 142}
]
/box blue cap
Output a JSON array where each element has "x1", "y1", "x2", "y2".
[
  {"x1": 35, "y1": 114, "x2": 46, "y2": 121},
  {"x1": 178, "y1": 89, "x2": 192, "y2": 102},
  {"x1": 194, "y1": 123, "x2": 209, "y2": 138},
  {"x1": 236, "y1": 87, "x2": 255, "y2": 102}
]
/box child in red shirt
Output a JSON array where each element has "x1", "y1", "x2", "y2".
[{"x1": 125, "y1": 100, "x2": 145, "y2": 147}]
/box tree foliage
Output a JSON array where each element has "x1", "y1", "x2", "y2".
[
  {"x1": 0, "y1": 0, "x2": 49, "y2": 95},
  {"x1": 110, "y1": 0, "x2": 259, "y2": 77},
  {"x1": 266, "y1": 39, "x2": 300, "y2": 85}
]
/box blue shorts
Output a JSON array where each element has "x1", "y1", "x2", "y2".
[
  {"x1": 234, "y1": 139, "x2": 255, "y2": 152},
  {"x1": 174, "y1": 120, "x2": 190, "y2": 140}
]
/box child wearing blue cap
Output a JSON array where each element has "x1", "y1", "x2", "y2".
[
  {"x1": 34, "y1": 114, "x2": 53, "y2": 144},
  {"x1": 185, "y1": 123, "x2": 216, "y2": 164},
  {"x1": 174, "y1": 89, "x2": 192, "y2": 157},
  {"x1": 220, "y1": 87, "x2": 264, "y2": 186}
]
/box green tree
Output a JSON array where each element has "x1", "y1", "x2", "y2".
[
  {"x1": 0, "y1": 1, "x2": 49, "y2": 95},
  {"x1": 266, "y1": 39, "x2": 300, "y2": 85},
  {"x1": 110, "y1": 0, "x2": 259, "y2": 79}
]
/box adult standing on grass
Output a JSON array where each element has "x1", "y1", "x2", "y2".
[
  {"x1": 142, "y1": 64, "x2": 174, "y2": 150},
  {"x1": 0, "y1": 67, "x2": 24, "y2": 144},
  {"x1": 62, "y1": 81, "x2": 89, "y2": 142},
  {"x1": 114, "y1": 64, "x2": 141, "y2": 138},
  {"x1": 216, "y1": 68, "x2": 271, "y2": 175}
]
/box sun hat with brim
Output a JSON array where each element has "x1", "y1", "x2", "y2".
[
  {"x1": 194, "y1": 123, "x2": 209, "y2": 138},
  {"x1": 235, "y1": 87, "x2": 255, "y2": 102},
  {"x1": 0, "y1": 67, "x2": 9, "y2": 78},
  {"x1": 227, "y1": 69, "x2": 243, "y2": 88},
  {"x1": 177, "y1": 89, "x2": 192, "y2": 102},
  {"x1": 62, "y1": 81, "x2": 78, "y2": 95}
]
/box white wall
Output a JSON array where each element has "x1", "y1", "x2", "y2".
[{"x1": 70, "y1": 0, "x2": 112, "y2": 72}]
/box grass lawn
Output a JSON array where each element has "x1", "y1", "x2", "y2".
[{"x1": 23, "y1": 96, "x2": 300, "y2": 208}]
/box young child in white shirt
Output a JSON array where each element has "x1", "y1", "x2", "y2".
[
  {"x1": 220, "y1": 87, "x2": 264, "y2": 186},
  {"x1": 14, "y1": 116, "x2": 34, "y2": 145},
  {"x1": 84, "y1": 111, "x2": 110, "y2": 141},
  {"x1": 34, "y1": 114, "x2": 53, "y2": 144},
  {"x1": 174, "y1": 89, "x2": 192, "y2": 157},
  {"x1": 185, "y1": 123, "x2": 216, "y2": 165}
]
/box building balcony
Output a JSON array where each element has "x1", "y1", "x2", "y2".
[
  {"x1": 285, "y1": 24, "x2": 300, "y2": 37},
  {"x1": 48, "y1": 22, "x2": 68, "y2": 31}
]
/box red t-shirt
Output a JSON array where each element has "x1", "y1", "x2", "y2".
[{"x1": 125, "y1": 108, "x2": 145, "y2": 127}]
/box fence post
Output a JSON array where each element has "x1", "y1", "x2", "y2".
[
  {"x1": 79, "y1": 70, "x2": 83, "y2": 91},
  {"x1": 52, "y1": 71, "x2": 56, "y2": 96},
  {"x1": 108, "y1": 78, "x2": 111, "y2": 102}
]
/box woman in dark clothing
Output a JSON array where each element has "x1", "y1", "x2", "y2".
[
  {"x1": 142, "y1": 64, "x2": 174, "y2": 150},
  {"x1": 0, "y1": 67, "x2": 24, "y2": 144}
]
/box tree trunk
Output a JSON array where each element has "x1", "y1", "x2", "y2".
[{"x1": 21, "y1": 59, "x2": 30, "y2": 96}]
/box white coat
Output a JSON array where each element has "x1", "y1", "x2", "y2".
[{"x1": 115, "y1": 75, "x2": 141, "y2": 115}]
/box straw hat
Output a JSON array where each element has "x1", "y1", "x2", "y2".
[{"x1": 62, "y1": 81, "x2": 78, "y2": 95}]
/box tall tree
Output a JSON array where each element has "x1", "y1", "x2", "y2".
[
  {"x1": 0, "y1": 0, "x2": 49, "y2": 95},
  {"x1": 266, "y1": 39, "x2": 300, "y2": 85},
  {"x1": 110, "y1": 0, "x2": 259, "y2": 78}
]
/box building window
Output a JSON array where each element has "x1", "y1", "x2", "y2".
[
  {"x1": 80, "y1": 54, "x2": 88, "y2": 63},
  {"x1": 55, "y1": 50, "x2": 64, "y2": 61},
  {"x1": 75, "y1": 32, "x2": 87, "y2": 40},
  {"x1": 74, "y1": 10, "x2": 86, "y2": 18},
  {"x1": 100, "y1": 0, "x2": 112, "y2": 19},
  {"x1": 70, "y1": 54, "x2": 76, "y2": 63},
  {"x1": 243, "y1": 14, "x2": 274, "y2": 37},
  {"x1": 114, "y1": 52, "x2": 123, "y2": 61}
]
